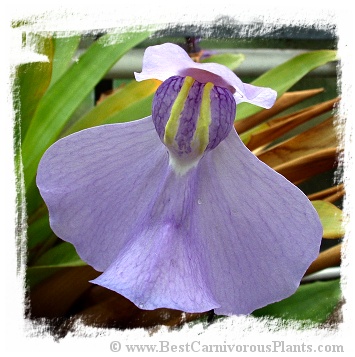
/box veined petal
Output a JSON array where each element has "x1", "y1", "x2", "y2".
[
  {"x1": 241, "y1": 82, "x2": 278, "y2": 108},
  {"x1": 36, "y1": 117, "x2": 168, "y2": 272},
  {"x1": 92, "y1": 166, "x2": 219, "y2": 312},
  {"x1": 193, "y1": 128, "x2": 323, "y2": 315},
  {"x1": 135, "y1": 43, "x2": 277, "y2": 108}
]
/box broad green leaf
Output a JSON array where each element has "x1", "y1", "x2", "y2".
[
  {"x1": 236, "y1": 50, "x2": 337, "y2": 121},
  {"x1": 15, "y1": 33, "x2": 54, "y2": 138},
  {"x1": 34, "y1": 242, "x2": 85, "y2": 267},
  {"x1": 22, "y1": 30, "x2": 152, "y2": 194},
  {"x1": 312, "y1": 200, "x2": 345, "y2": 238},
  {"x1": 63, "y1": 79, "x2": 160, "y2": 135},
  {"x1": 49, "y1": 35, "x2": 81, "y2": 87},
  {"x1": 201, "y1": 53, "x2": 245, "y2": 70},
  {"x1": 252, "y1": 279, "x2": 341, "y2": 324}
]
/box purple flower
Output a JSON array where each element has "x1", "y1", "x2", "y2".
[{"x1": 36, "y1": 43, "x2": 322, "y2": 315}]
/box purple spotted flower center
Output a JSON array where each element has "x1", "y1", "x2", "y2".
[{"x1": 152, "y1": 76, "x2": 236, "y2": 163}]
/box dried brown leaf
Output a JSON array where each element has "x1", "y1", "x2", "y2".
[
  {"x1": 235, "y1": 88, "x2": 324, "y2": 134},
  {"x1": 73, "y1": 285, "x2": 206, "y2": 329},
  {"x1": 29, "y1": 266, "x2": 100, "y2": 318},
  {"x1": 272, "y1": 147, "x2": 338, "y2": 185},
  {"x1": 308, "y1": 184, "x2": 345, "y2": 203},
  {"x1": 29, "y1": 266, "x2": 206, "y2": 329},
  {"x1": 258, "y1": 117, "x2": 338, "y2": 168},
  {"x1": 245, "y1": 96, "x2": 338, "y2": 151},
  {"x1": 305, "y1": 244, "x2": 342, "y2": 276},
  {"x1": 323, "y1": 190, "x2": 346, "y2": 203},
  {"x1": 267, "y1": 97, "x2": 338, "y2": 125}
]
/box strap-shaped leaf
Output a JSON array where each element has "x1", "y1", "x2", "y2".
[
  {"x1": 305, "y1": 244, "x2": 341, "y2": 275},
  {"x1": 201, "y1": 53, "x2": 245, "y2": 70},
  {"x1": 27, "y1": 213, "x2": 53, "y2": 250},
  {"x1": 236, "y1": 50, "x2": 337, "y2": 121},
  {"x1": 308, "y1": 184, "x2": 345, "y2": 204},
  {"x1": 34, "y1": 242, "x2": 85, "y2": 267},
  {"x1": 15, "y1": 34, "x2": 54, "y2": 139},
  {"x1": 242, "y1": 98, "x2": 338, "y2": 150},
  {"x1": 258, "y1": 116, "x2": 338, "y2": 168},
  {"x1": 27, "y1": 242, "x2": 87, "y2": 288},
  {"x1": 273, "y1": 147, "x2": 338, "y2": 185},
  {"x1": 63, "y1": 79, "x2": 160, "y2": 135},
  {"x1": 235, "y1": 88, "x2": 325, "y2": 134},
  {"x1": 104, "y1": 93, "x2": 154, "y2": 125},
  {"x1": 49, "y1": 35, "x2": 81, "y2": 87},
  {"x1": 22, "y1": 30, "x2": 152, "y2": 192}
]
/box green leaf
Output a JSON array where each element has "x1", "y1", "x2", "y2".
[
  {"x1": 61, "y1": 91, "x2": 95, "y2": 133},
  {"x1": 49, "y1": 35, "x2": 81, "y2": 87},
  {"x1": 27, "y1": 242, "x2": 87, "y2": 288},
  {"x1": 252, "y1": 279, "x2": 341, "y2": 324},
  {"x1": 27, "y1": 266, "x2": 63, "y2": 288},
  {"x1": 104, "y1": 93, "x2": 154, "y2": 124},
  {"x1": 27, "y1": 212, "x2": 53, "y2": 250},
  {"x1": 201, "y1": 53, "x2": 245, "y2": 70},
  {"x1": 63, "y1": 79, "x2": 160, "y2": 135},
  {"x1": 34, "y1": 242, "x2": 85, "y2": 267},
  {"x1": 22, "y1": 30, "x2": 152, "y2": 194},
  {"x1": 15, "y1": 33, "x2": 54, "y2": 138},
  {"x1": 312, "y1": 200, "x2": 345, "y2": 238},
  {"x1": 236, "y1": 50, "x2": 337, "y2": 121}
]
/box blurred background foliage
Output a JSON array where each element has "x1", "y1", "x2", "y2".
[{"x1": 14, "y1": 24, "x2": 344, "y2": 338}]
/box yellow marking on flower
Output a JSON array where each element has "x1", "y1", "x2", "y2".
[
  {"x1": 192, "y1": 82, "x2": 213, "y2": 154},
  {"x1": 164, "y1": 76, "x2": 195, "y2": 146}
]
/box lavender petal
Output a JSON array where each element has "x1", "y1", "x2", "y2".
[
  {"x1": 36, "y1": 117, "x2": 168, "y2": 272},
  {"x1": 135, "y1": 43, "x2": 277, "y2": 108},
  {"x1": 92, "y1": 165, "x2": 220, "y2": 312},
  {"x1": 193, "y1": 128, "x2": 323, "y2": 315}
]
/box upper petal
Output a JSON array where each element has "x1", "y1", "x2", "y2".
[
  {"x1": 135, "y1": 43, "x2": 277, "y2": 108},
  {"x1": 192, "y1": 129, "x2": 323, "y2": 315},
  {"x1": 36, "y1": 116, "x2": 168, "y2": 272}
]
